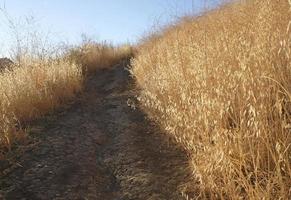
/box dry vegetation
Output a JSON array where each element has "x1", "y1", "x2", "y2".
[
  {"x1": 0, "y1": 57, "x2": 83, "y2": 154},
  {"x1": 131, "y1": 0, "x2": 291, "y2": 199},
  {"x1": 68, "y1": 40, "x2": 133, "y2": 73},
  {"x1": 0, "y1": 41, "x2": 132, "y2": 157}
]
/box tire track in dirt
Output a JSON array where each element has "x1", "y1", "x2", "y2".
[{"x1": 0, "y1": 61, "x2": 192, "y2": 200}]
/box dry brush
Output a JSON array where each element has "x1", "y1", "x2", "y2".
[{"x1": 132, "y1": 0, "x2": 291, "y2": 199}]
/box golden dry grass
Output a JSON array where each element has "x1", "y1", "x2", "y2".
[
  {"x1": 0, "y1": 57, "x2": 83, "y2": 153},
  {"x1": 68, "y1": 41, "x2": 133, "y2": 73},
  {"x1": 0, "y1": 41, "x2": 132, "y2": 156},
  {"x1": 131, "y1": 0, "x2": 291, "y2": 199}
]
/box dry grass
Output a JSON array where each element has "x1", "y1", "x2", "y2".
[
  {"x1": 68, "y1": 41, "x2": 133, "y2": 73},
  {"x1": 131, "y1": 0, "x2": 291, "y2": 199},
  {"x1": 0, "y1": 57, "x2": 83, "y2": 153}
]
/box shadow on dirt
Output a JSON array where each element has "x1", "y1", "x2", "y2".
[{"x1": 0, "y1": 59, "x2": 193, "y2": 200}]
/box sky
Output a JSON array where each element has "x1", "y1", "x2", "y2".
[{"x1": 0, "y1": 0, "x2": 219, "y2": 56}]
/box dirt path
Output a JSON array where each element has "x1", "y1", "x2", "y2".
[{"x1": 0, "y1": 62, "x2": 191, "y2": 200}]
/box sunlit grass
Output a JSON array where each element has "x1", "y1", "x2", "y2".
[
  {"x1": 131, "y1": 0, "x2": 291, "y2": 199},
  {"x1": 0, "y1": 57, "x2": 83, "y2": 152},
  {"x1": 68, "y1": 41, "x2": 133, "y2": 73}
]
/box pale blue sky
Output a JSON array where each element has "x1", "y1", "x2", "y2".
[{"x1": 0, "y1": 0, "x2": 219, "y2": 56}]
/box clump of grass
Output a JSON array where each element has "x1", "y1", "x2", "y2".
[
  {"x1": 132, "y1": 0, "x2": 291, "y2": 199},
  {"x1": 68, "y1": 40, "x2": 133, "y2": 73},
  {"x1": 0, "y1": 56, "x2": 83, "y2": 153}
]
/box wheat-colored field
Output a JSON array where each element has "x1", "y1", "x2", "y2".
[{"x1": 132, "y1": 0, "x2": 291, "y2": 199}]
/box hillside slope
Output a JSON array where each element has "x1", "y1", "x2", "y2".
[{"x1": 132, "y1": 0, "x2": 291, "y2": 199}]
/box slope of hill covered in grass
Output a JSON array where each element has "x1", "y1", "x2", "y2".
[
  {"x1": 0, "y1": 0, "x2": 290, "y2": 199},
  {"x1": 131, "y1": 0, "x2": 291, "y2": 199}
]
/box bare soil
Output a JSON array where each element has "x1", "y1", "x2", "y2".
[{"x1": 0, "y1": 62, "x2": 191, "y2": 200}]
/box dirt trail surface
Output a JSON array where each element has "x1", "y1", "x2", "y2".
[{"x1": 0, "y1": 62, "x2": 191, "y2": 200}]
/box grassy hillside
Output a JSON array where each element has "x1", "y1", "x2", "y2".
[{"x1": 131, "y1": 0, "x2": 291, "y2": 199}]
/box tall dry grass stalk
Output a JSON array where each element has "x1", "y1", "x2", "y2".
[
  {"x1": 132, "y1": 0, "x2": 291, "y2": 199},
  {"x1": 0, "y1": 57, "x2": 83, "y2": 153}
]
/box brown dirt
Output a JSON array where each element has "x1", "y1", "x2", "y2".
[{"x1": 0, "y1": 62, "x2": 191, "y2": 200}]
